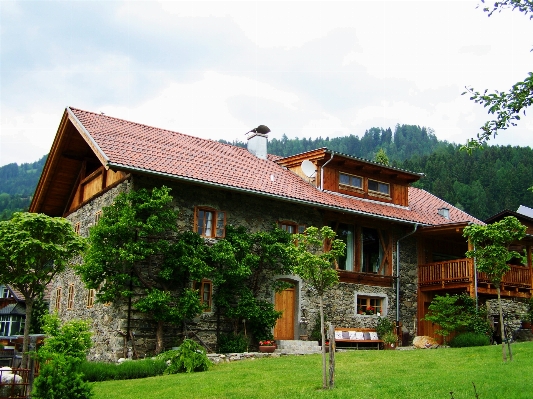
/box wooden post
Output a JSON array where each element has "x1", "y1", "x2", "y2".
[
  {"x1": 527, "y1": 244, "x2": 532, "y2": 293},
  {"x1": 328, "y1": 323, "x2": 335, "y2": 389},
  {"x1": 468, "y1": 239, "x2": 476, "y2": 298}
]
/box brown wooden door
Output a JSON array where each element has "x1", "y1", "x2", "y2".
[{"x1": 274, "y1": 287, "x2": 295, "y2": 340}]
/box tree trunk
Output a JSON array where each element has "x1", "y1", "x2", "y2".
[
  {"x1": 319, "y1": 296, "x2": 327, "y2": 390},
  {"x1": 155, "y1": 320, "x2": 164, "y2": 354},
  {"x1": 22, "y1": 297, "x2": 34, "y2": 369},
  {"x1": 496, "y1": 286, "x2": 512, "y2": 361},
  {"x1": 328, "y1": 322, "x2": 335, "y2": 389},
  {"x1": 496, "y1": 286, "x2": 508, "y2": 362}
]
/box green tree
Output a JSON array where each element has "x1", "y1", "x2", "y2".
[
  {"x1": 76, "y1": 186, "x2": 211, "y2": 354},
  {"x1": 289, "y1": 226, "x2": 345, "y2": 390},
  {"x1": 463, "y1": 216, "x2": 526, "y2": 361},
  {"x1": 463, "y1": 0, "x2": 533, "y2": 152},
  {"x1": 32, "y1": 314, "x2": 93, "y2": 399},
  {"x1": 209, "y1": 225, "x2": 294, "y2": 344},
  {"x1": 374, "y1": 148, "x2": 390, "y2": 165},
  {"x1": 0, "y1": 212, "x2": 86, "y2": 368}
]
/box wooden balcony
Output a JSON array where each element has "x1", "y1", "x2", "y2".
[{"x1": 418, "y1": 259, "x2": 532, "y2": 297}]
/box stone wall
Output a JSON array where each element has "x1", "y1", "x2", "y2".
[
  {"x1": 51, "y1": 173, "x2": 422, "y2": 360},
  {"x1": 397, "y1": 235, "x2": 418, "y2": 342}
]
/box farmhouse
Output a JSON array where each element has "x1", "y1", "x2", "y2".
[{"x1": 29, "y1": 107, "x2": 532, "y2": 359}]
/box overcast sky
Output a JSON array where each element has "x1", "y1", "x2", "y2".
[{"x1": 1, "y1": 0, "x2": 532, "y2": 166}]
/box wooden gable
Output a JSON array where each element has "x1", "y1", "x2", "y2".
[
  {"x1": 276, "y1": 149, "x2": 422, "y2": 207},
  {"x1": 30, "y1": 109, "x2": 127, "y2": 216}
]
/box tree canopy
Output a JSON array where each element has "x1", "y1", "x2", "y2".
[
  {"x1": 76, "y1": 186, "x2": 211, "y2": 354},
  {"x1": 0, "y1": 212, "x2": 86, "y2": 368}
]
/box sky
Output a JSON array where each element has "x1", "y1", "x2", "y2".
[{"x1": 1, "y1": 0, "x2": 532, "y2": 167}]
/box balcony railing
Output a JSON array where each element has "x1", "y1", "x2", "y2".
[{"x1": 418, "y1": 259, "x2": 532, "y2": 290}]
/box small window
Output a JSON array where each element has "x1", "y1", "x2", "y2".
[
  {"x1": 67, "y1": 285, "x2": 75, "y2": 310},
  {"x1": 339, "y1": 172, "x2": 363, "y2": 189},
  {"x1": 368, "y1": 179, "x2": 390, "y2": 196},
  {"x1": 94, "y1": 211, "x2": 103, "y2": 224},
  {"x1": 357, "y1": 296, "x2": 383, "y2": 316},
  {"x1": 1, "y1": 288, "x2": 12, "y2": 299},
  {"x1": 194, "y1": 279, "x2": 213, "y2": 312},
  {"x1": 279, "y1": 221, "x2": 306, "y2": 234},
  {"x1": 54, "y1": 287, "x2": 62, "y2": 311},
  {"x1": 86, "y1": 289, "x2": 96, "y2": 308},
  {"x1": 195, "y1": 207, "x2": 226, "y2": 238},
  {"x1": 74, "y1": 222, "x2": 81, "y2": 235}
]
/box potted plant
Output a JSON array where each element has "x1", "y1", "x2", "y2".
[
  {"x1": 382, "y1": 331, "x2": 397, "y2": 350},
  {"x1": 376, "y1": 316, "x2": 395, "y2": 338},
  {"x1": 258, "y1": 339, "x2": 276, "y2": 353},
  {"x1": 521, "y1": 313, "x2": 532, "y2": 330}
]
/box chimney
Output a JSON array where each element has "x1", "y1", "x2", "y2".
[{"x1": 246, "y1": 125, "x2": 270, "y2": 160}]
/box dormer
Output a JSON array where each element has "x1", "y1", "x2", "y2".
[{"x1": 276, "y1": 148, "x2": 423, "y2": 207}]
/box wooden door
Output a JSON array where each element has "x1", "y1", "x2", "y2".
[{"x1": 274, "y1": 286, "x2": 295, "y2": 340}]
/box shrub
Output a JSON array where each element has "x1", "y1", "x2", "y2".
[
  {"x1": 217, "y1": 333, "x2": 248, "y2": 353},
  {"x1": 80, "y1": 358, "x2": 168, "y2": 382},
  {"x1": 157, "y1": 339, "x2": 210, "y2": 373},
  {"x1": 449, "y1": 332, "x2": 490, "y2": 348},
  {"x1": 376, "y1": 317, "x2": 395, "y2": 338}
]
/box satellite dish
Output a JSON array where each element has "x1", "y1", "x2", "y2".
[{"x1": 301, "y1": 160, "x2": 316, "y2": 177}]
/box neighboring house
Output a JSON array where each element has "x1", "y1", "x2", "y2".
[
  {"x1": 0, "y1": 285, "x2": 26, "y2": 339},
  {"x1": 29, "y1": 107, "x2": 532, "y2": 359}
]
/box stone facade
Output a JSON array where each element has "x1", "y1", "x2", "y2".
[{"x1": 51, "y1": 173, "x2": 424, "y2": 360}]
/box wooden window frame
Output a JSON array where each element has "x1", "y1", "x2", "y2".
[
  {"x1": 94, "y1": 210, "x2": 103, "y2": 225},
  {"x1": 67, "y1": 284, "x2": 75, "y2": 310},
  {"x1": 54, "y1": 287, "x2": 62, "y2": 311},
  {"x1": 74, "y1": 222, "x2": 81, "y2": 235},
  {"x1": 339, "y1": 172, "x2": 363, "y2": 191},
  {"x1": 368, "y1": 179, "x2": 390, "y2": 197},
  {"x1": 278, "y1": 221, "x2": 306, "y2": 234},
  {"x1": 194, "y1": 279, "x2": 213, "y2": 312},
  {"x1": 86, "y1": 289, "x2": 96, "y2": 308},
  {"x1": 356, "y1": 296, "x2": 384, "y2": 316},
  {"x1": 194, "y1": 207, "x2": 226, "y2": 238}
]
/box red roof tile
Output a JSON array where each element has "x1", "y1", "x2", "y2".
[{"x1": 68, "y1": 107, "x2": 482, "y2": 227}]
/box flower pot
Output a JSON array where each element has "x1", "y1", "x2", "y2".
[
  {"x1": 522, "y1": 321, "x2": 532, "y2": 329},
  {"x1": 259, "y1": 345, "x2": 276, "y2": 353},
  {"x1": 384, "y1": 343, "x2": 396, "y2": 350}
]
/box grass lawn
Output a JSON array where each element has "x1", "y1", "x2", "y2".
[{"x1": 92, "y1": 342, "x2": 533, "y2": 399}]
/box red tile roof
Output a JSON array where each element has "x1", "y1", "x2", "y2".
[{"x1": 68, "y1": 107, "x2": 482, "y2": 227}]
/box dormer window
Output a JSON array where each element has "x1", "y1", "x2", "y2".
[
  {"x1": 368, "y1": 179, "x2": 390, "y2": 196},
  {"x1": 339, "y1": 173, "x2": 362, "y2": 190}
]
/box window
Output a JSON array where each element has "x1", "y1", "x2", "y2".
[
  {"x1": 0, "y1": 315, "x2": 24, "y2": 336},
  {"x1": 86, "y1": 289, "x2": 96, "y2": 308},
  {"x1": 279, "y1": 221, "x2": 306, "y2": 234},
  {"x1": 67, "y1": 285, "x2": 75, "y2": 310},
  {"x1": 54, "y1": 287, "x2": 62, "y2": 311},
  {"x1": 339, "y1": 172, "x2": 363, "y2": 190},
  {"x1": 1, "y1": 287, "x2": 12, "y2": 299},
  {"x1": 195, "y1": 207, "x2": 226, "y2": 238},
  {"x1": 94, "y1": 210, "x2": 103, "y2": 224},
  {"x1": 74, "y1": 222, "x2": 81, "y2": 235},
  {"x1": 361, "y1": 227, "x2": 385, "y2": 273},
  {"x1": 368, "y1": 179, "x2": 390, "y2": 196},
  {"x1": 331, "y1": 224, "x2": 390, "y2": 275},
  {"x1": 357, "y1": 296, "x2": 383, "y2": 316},
  {"x1": 194, "y1": 279, "x2": 212, "y2": 312}
]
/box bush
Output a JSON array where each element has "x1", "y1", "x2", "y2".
[
  {"x1": 376, "y1": 317, "x2": 395, "y2": 338},
  {"x1": 80, "y1": 358, "x2": 168, "y2": 382},
  {"x1": 449, "y1": 332, "x2": 490, "y2": 348},
  {"x1": 218, "y1": 333, "x2": 248, "y2": 353},
  {"x1": 157, "y1": 339, "x2": 210, "y2": 373}
]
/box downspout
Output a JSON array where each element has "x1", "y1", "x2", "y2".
[
  {"x1": 320, "y1": 153, "x2": 334, "y2": 191},
  {"x1": 396, "y1": 223, "x2": 418, "y2": 336}
]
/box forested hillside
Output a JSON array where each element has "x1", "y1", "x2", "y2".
[
  {"x1": 222, "y1": 124, "x2": 448, "y2": 161},
  {"x1": 0, "y1": 155, "x2": 47, "y2": 220},
  {"x1": 396, "y1": 145, "x2": 533, "y2": 221}
]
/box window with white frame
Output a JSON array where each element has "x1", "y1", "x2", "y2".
[
  {"x1": 0, "y1": 315, "x2": 24, "y2": 336},
  {"x1": 355, "y1": 292, "x2": 387, "y2": 316}
]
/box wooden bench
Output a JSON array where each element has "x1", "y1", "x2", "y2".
[{"x1": 333, "y1": 327, "x2": 383, "y2": 350}]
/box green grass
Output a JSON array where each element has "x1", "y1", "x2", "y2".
[{"x1": 92, "y1": 342, "x2": 533, "y2": 399}]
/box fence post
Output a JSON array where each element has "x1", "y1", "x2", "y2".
[{"x1": 328, "y1": 323, "x2": 335, "y2": 389}]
